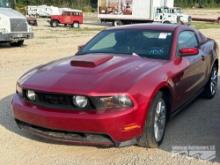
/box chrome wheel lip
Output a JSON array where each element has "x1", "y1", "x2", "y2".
[
  {"x1": 210, "y1": 68, "x2": 218, "y2": 96},
  {"x1": 154, "y1": 99, "x2": 167, "y2": 143}
]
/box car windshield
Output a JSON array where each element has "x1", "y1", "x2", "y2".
[
  {"x1": 0, "y1": 0, "x2": 11, "y2": 8},
  {"x1": 174, "y1": 8, "x2": 182, "y2": 13},
  {"x1": 78, "y1": 29, "x2": 173, "y2": 59}
]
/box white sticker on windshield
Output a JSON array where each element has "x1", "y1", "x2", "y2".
[{"x1": 159, "y1": 33, "x2": 168, "y2": 39}]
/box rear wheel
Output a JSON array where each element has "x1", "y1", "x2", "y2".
[
  {"x1": 203, "y1": 65, "x2": 218, "y2": 98},
  {"x1": 51, "y1": 20, "x2": 58, "y2": 27},
  {"x1": 163, "y1": 21, "x2": 171, "y2": 24},
  {"x1": 138, "y1": 92, "x2": 167, "y2": 148},
  {"x1": 10, "y1": 40, "x2": 24, "y2": 47},
  {"x1": 113, "y1": 20, "x2": 123, "y2": 27},
  {"x1": 72, "y1": 22, "x2": 80, "y2": 28}
]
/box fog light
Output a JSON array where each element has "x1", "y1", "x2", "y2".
[
  {"x1": 27, "y1": 90, "x2": 36, "y2": 101},
  {"x1": 73, "y1": 96, "x2": 88, "y2": 108}
]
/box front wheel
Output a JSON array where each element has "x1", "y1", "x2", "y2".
[
  {"x1": 138, "y1": 92, "x2": 167, "y2": 148},
  {"x1": 10, "y1": 40, "x2": 24, "y2": 47},
  {"x1": 203, "y1": 65, "x2": 218, "y2": 98}
]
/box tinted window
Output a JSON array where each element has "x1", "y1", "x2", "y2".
[
  {"x1": 78, "y1": 30, "x2": 173, "y2": 59},
  {"x1": 178, "y1": 31, "x2": 198, "y2": 50}
]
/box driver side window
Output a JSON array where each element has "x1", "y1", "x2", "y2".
[{"x1": 177, "y1": 31, "x2": 198, "y2": 55}]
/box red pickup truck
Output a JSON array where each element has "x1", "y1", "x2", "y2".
[{"x1": 50, "y1": 9, "x2": 83, "y2": 28}]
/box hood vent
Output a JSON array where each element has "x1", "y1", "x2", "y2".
[{"x1": 71, "y1": 55, "x2": 113, "y2": 67}]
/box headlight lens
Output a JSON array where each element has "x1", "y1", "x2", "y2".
[
  {"x1": 26, "y1": 90, "x2": 36, "y2": 101},
  {"x1": 16, "y1": 83, "x2": 23, "y2": 96},
  {"x1": 72, "y1": 96, "x2": 88, "y2": 108},
  {"x1": 92, "y1": 95, "x2": 133, "y2": 110}
]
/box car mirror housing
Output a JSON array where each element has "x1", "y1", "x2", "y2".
[
  {"x1": 179, "y1": 48, "x2": 199, "y2": 56},
  {"x1": 78, "y1": 44, "x2": 85, "y2": 51}
]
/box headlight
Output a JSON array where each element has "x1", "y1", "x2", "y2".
[
  {"x1": 92, "y1": 95, "x2": 133, "y2": 110},
  {"x1": 72, "y1": 96, "x2": 88, "y2": 108},
  {"x1": 16, "y1": 83, "x2": 23, "y2": 96},
  {"x1": 26, "y1": 90, "x2": 36, "y2": 101}
]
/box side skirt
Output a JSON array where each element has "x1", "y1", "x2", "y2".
[{"x1": 169, "y1": 88, "x2": 204, "y2": 119}]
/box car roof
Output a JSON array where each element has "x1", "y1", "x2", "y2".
[{"x1": 107, "y1": 23, "x2": 188, "y2": 32}]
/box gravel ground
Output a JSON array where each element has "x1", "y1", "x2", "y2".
[{"x1": 0, "y1": 11, "x2": 220, "y2": 165}]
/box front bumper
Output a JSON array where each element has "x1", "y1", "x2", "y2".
[
  {"x1": 0, "y1": 32, "x2": 33, "y2": 42},
  {"x1": 11, "y1": 95, "x2": 144, "y2": 146}
]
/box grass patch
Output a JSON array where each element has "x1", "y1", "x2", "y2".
[{"x1": 191, "y1": 21, "x2": 220, "y2": 29}]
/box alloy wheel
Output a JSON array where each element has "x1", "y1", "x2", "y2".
[
  {"x1": 210, "y1": 67, "x2": 218, "y2": 96},
  {"x1": 154, "y1": 99, "x2": 167, "y2": 142}
]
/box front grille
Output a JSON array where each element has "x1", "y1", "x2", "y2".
[
  {"x1": 10, "y1": 18, "x2": 27, "y2": 32},
  {"x1": 24, "y1": 90, "x2": 93, "y2": 110}
]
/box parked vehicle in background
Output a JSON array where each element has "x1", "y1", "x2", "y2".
[
  {"x1": 98, "y1": 0, "x2": 191, "y2": 26},
  {"x1": 27, "y1": 5, "x2": 38, "y2": 16},
  {"x1": 27, "y1": 5, "x2": 60, "y2": 17},
  {"x1": 0, "y1": 0, "x2": 33, "y2": 46},
  {"x1": 154, "y1": 7, "x2": 191, "y2": 24},
  {"x1": 50, "y1": 9, "x2": 83, "y2": 28},
  {"x1": 27, "y1": 16, "x2": 38, "y2": 26}
]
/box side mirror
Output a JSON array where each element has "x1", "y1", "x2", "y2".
[
  {"x1": 78, "y1": 44, "x2": 84, "y2": 51},
  {"x1": 179, "y1": 48, "x2": 199, "y2": 56}
]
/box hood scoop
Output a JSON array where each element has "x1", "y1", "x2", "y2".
[{"x1": 71, "y1": 54, "x2": 113, "y2": 67}]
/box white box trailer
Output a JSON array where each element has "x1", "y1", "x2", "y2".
[
  {"x1": 27, "y1": 6, "x2": 38, "y2": 16},
  {"x1": 98, "y1": 0, "x2": 190, "y2": 26},
  {"x1": 27, "y1": 5, "x2": 60, "y2": 17}
]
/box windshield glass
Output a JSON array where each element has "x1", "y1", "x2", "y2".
[
  {"x1": 78, "y1": 29, "x2": 173, "y2": 59},
  {"x1": 176, "y1": 8, "x2": 182, "y2": 13},
  {"x1": 0, "y1": 0, "x2": 11, "y2": 8}
]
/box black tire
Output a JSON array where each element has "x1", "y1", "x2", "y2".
[
  {"x1": 113, "y1": 20, "x2": 123, "y2": 27},
  {"x1": 50, "y1": 20, "x2": 58, "y2": 27},
  {"x1": 163, "y1": 21, "x2": 171, "y2": 24},
  {"x1": 10, "y1": 40, "x2": 24, "y2": 47},
  {"x1": 72, "y1": 22, "x2": 80, "y2": 28},
  {"x1": 203, "y1": 65, "x2": 218, "y2": 99},
  {"x1": 138, "y1": 92, "x2": 167, "y2": 148}
]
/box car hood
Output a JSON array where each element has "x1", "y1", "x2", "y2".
[
  {"x1": 0, "y1": 8, "x2": 25, "y2": 19},
  {"x1": 19, "y1": 54, "x2": 167, "y2": 95}
]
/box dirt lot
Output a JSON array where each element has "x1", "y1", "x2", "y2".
[{"x1": 0, "y1": 10, "x2": 220, "y2": 165}]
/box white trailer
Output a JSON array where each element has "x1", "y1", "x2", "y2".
[
  {"x1": 98, "y1": 0, "x2": 191, "y2": 26},
  {"x1": 27, "y1": 5, "x2": 60, "y2": 17}
]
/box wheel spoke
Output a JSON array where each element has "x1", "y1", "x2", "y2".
[
  {"x1": 209, "y1": 68, "x2": 218, "y2": 95},
  {"x1": 154, "y1": 99, "x2": 167, "y2": 142}
]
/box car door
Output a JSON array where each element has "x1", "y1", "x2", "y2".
[
  {"x1": 174, "y1": 30, "x2": 207, "y2": 106},
  {"x1": 63, "y1": 12, "x2": 72, "y2": 24}
]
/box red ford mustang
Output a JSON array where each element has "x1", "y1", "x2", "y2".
[{"x1": 12, "y1": 24, "x2": 219, "y2": 147}]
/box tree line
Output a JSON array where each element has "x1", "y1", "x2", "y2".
[
  {"x1": 175, "y1": 0, "x2": 220, "y2": 7},
  {"x1": 16, "y1": 0, "x2": 220, "y2": 9}
]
